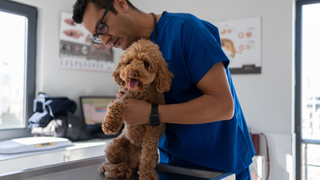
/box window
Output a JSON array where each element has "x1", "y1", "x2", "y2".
[
  {"x1": 296, "y1": 0, "x2": 320, "y2": 180},
  {"x1": 0, "y1": 1, "x2": 37, "y2": 141}
]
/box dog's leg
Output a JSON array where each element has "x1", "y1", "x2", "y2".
[
  {"x1": 100, "y1": 133, "x2": 140, "y2": 178},
  {"x1": 105, "y1": 134, "x2": 129, "y2": 164},
  {"x1": 138, "y1": 126, "x2": 163, "y2": 180},
  {"x1": 102, "y1": 100, "x2": 124, "y2": 135},
  {"x1": 99, "y1": 134, "x2": 128, "y2": 174}
]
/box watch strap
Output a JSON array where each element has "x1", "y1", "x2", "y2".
[
  {"x1": 151, "y1": 104, "x2": 158, "y2": 115},
  {"x1": 149, "y1": 104, "x2": 160, "y2": 126}
]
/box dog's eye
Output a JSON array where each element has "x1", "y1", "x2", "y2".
[{"x1": 144, "y1": 61, "x2": 149, "y2": 67}]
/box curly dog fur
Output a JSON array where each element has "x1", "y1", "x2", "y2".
[{"x1": 99, "y1": 39, "x2": 173, "y2": 180}]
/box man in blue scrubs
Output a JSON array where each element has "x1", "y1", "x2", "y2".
[{"x1": 72, "y1": 0, "x2": 255, "y2": 179}]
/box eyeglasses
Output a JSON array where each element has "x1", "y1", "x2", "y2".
[{"x1": 91, "y1": 1, "x2": 113, "y2": 44}]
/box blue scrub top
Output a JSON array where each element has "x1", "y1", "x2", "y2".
[{"x1": 150, "y1": 12, "x2": 255, "y2": 175}]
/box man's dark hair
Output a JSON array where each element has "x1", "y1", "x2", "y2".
[{"x1": 72, "y1": 0, "x2": 137, "y2": 24}]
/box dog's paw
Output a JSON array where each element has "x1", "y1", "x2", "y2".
[
  {"x1": 98, "y1": 162, "x2": 110, "y2": 173},
  {"x1": 103, "y1": 162, "x2": 138, "y2": 179},
  {"x1": 138, "y1": 170, "x2": 158, "y2": 180},
  {"x1": 102, "y1": 102, "x2": 124, "y2": 135},
  {"x1": 102, "y1": 115, "x2": 123, "y2": 135}
]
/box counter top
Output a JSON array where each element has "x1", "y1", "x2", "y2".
[{"x1": 0, "y1": 156, "x2": 235, "y2": 180}]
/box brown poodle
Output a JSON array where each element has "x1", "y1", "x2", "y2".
[{"x1": 99, "y1": 39, "x2": 173, "y2": 180}]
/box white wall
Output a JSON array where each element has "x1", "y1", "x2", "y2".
[{"x1": 12, "y1": 0, "x2": 296, "y2": 179}]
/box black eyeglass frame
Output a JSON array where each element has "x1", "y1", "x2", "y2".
[{"x1": 91, "y1": 0, "x2": 113, "y2": 44}]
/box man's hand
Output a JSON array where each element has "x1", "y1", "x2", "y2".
[
  {"x1": 111, "y1": 87, "x2": 126, "y2": 103},
  {"x1": 116, "y1": 87, "x2": 126, "y2": 99},
  {"x1": 112, "y1": 87, "x2": 151, "y2": 125},
  {"x1": 122, "y1": 99, "x2": 151, "y2": 126},
  {"x1": 112, "y1": 87, "x2": 152, "y2": 126}
]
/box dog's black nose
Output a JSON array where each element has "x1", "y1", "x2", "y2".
[{"x1": 130, "y1": 71, "x2": 138, "y2": 78}]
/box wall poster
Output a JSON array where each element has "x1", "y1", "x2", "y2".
[
  {"x1": 214, "y1": 16, "x2": 261, "y2": 74},
  {"x1": 59, "y1": 12, "x2": 114, "y2": 72}
]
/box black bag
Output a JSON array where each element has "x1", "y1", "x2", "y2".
[{"x1": 28, "y1": 93, "x2": 90, "y2": 141}]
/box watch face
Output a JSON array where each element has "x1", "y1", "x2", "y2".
[{"x1": 150, "y1": 115, "x2": 160, "y2": 126}]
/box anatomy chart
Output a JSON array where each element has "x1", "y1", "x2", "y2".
[
  {"x1": 59, "y1": 12, "x2": 114, "y2": 72},
  {"x1": 214, "y1": 16, "x2": 261, "y2": 74}
]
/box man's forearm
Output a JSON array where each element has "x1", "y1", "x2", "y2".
[{"x1": 158, "y1": 94, "x2": 234, "y2": 124}]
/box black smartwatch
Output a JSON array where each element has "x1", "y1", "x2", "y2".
[{"x1": 149, "y1": 104, "x2": 161, "y2": 126}]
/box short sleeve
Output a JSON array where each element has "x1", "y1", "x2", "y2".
[{"x1": 181, "y1": 20, "x2": 230, "y2": 84}]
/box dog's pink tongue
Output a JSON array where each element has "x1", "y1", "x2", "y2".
[{"x1": 129, "y1": 79, "x2": 139, "y2": 89}]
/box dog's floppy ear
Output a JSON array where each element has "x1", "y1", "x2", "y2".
[
  {"x1": 112, "y1": 62, "x2": 125, "y2": 86},
  {"x1": 153, "y1": 59, "x2": 174, "y2": 93}
]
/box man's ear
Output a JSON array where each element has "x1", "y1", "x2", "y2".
[
  {"x1": 112, "y1": 62, "x2": 125, "y2": 86},
  {"x1": 114, "y1": 0, "x2": 128, "y2": 13}
]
